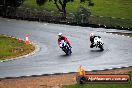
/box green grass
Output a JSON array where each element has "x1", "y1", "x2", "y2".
[
  {"x1": 63, "y1": 72, "x2": 132, "y2": 88},
  {"x1": 22, "y1": 0, "x2": 132, "y2": 19},
  {"x1": 0, "y1": 34, "x2": 35, "y2": 60},
  {"x1": 91, "y1": 0, "x2": 132, "y2": 19}
]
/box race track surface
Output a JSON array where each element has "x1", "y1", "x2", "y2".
[{"x1": 0, "y1": 18, "x2": 132, "y2": 78}]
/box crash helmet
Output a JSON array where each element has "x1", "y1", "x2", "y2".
[
  {"x1": 58, "y1": 33, "x2": 63, "y2": 38},
  {"x1": 90, "y1": 33, "x2": 94, "y2": 37}
]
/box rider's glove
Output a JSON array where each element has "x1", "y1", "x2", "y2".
[{"x1": 59, "y1": 44, "x2": 63, "y2": 48}]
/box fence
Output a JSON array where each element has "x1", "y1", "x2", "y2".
[{"x1": 0, "y1": 5, "x2": 132, "y2": 29}]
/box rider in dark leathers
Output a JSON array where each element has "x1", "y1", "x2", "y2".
[{"x1": 90, "y1": 33, "x2": 101, "y2": 48}]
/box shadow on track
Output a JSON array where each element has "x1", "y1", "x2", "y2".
[
  {"x1": 59, "y1": 54, "x2": 72, "y2": 58},
  {"x1": 90, "y1": 49, "x2": 104, "y2": 52}
]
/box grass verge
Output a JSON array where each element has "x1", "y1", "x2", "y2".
[
  {"x1": 0, "y1": 34, "x2": 35, "y2": 61},
  {"x1": 63, "y1": 72, "x2": 132, "y2": 88}
]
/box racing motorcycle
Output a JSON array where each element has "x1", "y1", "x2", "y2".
[
  {"x1": 59, "y1": 40, "x2": 72, "y2": 55},
  {"x1": 93, "y1": 37, "x2": 104, "y2": 51}
]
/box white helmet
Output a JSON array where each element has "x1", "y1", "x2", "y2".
[
  {"x1": 90, "y1": 33, "x2": 94, "y2": 37},
  {"x1": 58, "y1": 33, "x2": 62, "y2": 37}
]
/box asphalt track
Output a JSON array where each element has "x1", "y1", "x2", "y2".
[{"x1": 0, "y1": 18, "x2": 132, "y2": 78}]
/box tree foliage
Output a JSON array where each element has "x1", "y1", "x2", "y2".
[
  {"x1": 80, "y1": 0, "x2": 94, "y2": 6},
  {"x1": 76, "y1": 6, "x2": 91, "y2": 23},
  {"x1": 36, "y1": 0, "x2": 48, "y2": 6},
  {"x1": 50, "y1": 0, "x2": 74, "y2": 12},
  {"x1": 0, "y1": 0, "x2": 25, "y2": 7}
]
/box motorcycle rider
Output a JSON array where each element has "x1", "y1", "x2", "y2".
[
  {"x1": 58, "y1": 33, "x2": 71, "y2": 48},
  {"x1": 90, "y1": 33, "x2": 101, "y2": 48}
]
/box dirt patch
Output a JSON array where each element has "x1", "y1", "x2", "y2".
[{"x1": 0, "y1": 67, "x2": 132, "y2": 88}]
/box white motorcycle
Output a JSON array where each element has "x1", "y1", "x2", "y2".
[
  {"x1": 93, "y1": 37, "x2": 104, "y2": 51},
  {"x1": 59, "y1": 40, "x2": 72, "y2": 55}
]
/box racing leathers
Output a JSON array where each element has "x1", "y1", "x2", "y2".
[
  {"x1": 58, "y1": 36, "x2": 71, "y2": 48},
  {"x1": 90, "y1": 36, "x2": 101, "y2": 48}
]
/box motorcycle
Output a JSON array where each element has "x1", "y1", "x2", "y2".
[
  {"x1": 93, "y1": 37, "x2": 104, "y2": 51},
  {"x1": 59, "y1": 40, "x2": 72, "y2": 55}
]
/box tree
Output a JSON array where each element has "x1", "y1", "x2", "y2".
[
  {"x1": 49, "y1": 0, "x2": 93, "y2": 19},
  {"x1": 49, "y1": 0, "x2": 74, "y2": 19}
]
